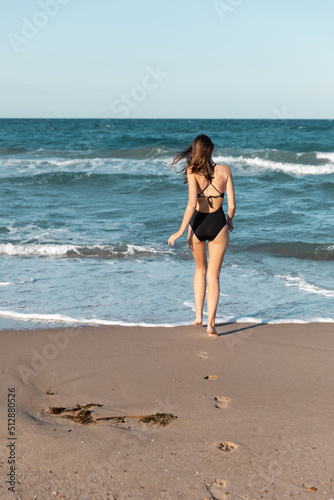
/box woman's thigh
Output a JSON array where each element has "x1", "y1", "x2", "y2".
[
  {"x1": 208, "y1": 225, "x2": 230, "y2": 275},
  {"x1": 188, "y1": 226, "x2": 207, "y2": 269}
]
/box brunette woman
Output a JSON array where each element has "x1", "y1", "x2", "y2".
[{"x1": 168, "y1": 135, "x2": 236, "y2": 336}]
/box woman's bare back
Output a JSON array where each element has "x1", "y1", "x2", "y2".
[{"x1": 194, "y1": 164, "x2": 229, "y2": 213}]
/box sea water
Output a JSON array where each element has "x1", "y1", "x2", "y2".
[{"x1": 0, "y1": 119, "x2": 333, "y2": 329}]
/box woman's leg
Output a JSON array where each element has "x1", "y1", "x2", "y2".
[
  {"x1": 188, "y1": 227, "x2": 207, "y2": 325},
  {"x1": 207, "y1": 225, "x2": 230, "y2": 336}
]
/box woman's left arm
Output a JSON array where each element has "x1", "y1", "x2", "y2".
[{"x1": 168, "y1": 170, "x2": 197, "y2": 246}]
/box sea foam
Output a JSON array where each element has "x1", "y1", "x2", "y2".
[
  {"x1": 276, "y1": 275, "x2": 334, "y2": 298},
  {"x1": 0, "y1": 243, "x2": 169, "y2": 259},
  {"x1": 0, "y1": 309, "x2": 191, "y2": 328},
  {"x1": 215, "y1": 154, "x2": 334, "y2": 176}
]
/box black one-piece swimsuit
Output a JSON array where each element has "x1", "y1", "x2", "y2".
[{"x1": 189, "y1": 166, "x2": 226, "y2": 242}]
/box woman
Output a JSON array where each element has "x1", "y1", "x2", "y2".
[{"x1": 168, "y1": 135, "x2": 236, "y2": 336}]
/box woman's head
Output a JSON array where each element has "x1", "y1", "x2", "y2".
[
  {"x1": 190, "y1": 135, "x2": 214, "y2": 164},
  {"x1": 171, "y1": 134, "x2": 215, "y2": 182}
]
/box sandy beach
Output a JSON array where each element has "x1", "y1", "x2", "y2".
[{"x1": 0, "y1": 322, "x2": 333, "y2": 499}]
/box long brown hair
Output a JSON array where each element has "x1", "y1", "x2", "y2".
[{"x1": 170, "y1": 134, "x2": 214, "y2": 183}]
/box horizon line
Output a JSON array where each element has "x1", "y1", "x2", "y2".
[{"x1": 0, "y1": 117, "x2": 333, "y2": 121}]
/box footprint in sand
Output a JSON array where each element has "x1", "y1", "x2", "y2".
[
  {"x1": 206, "y1": 479, "x2": 229, "y2": 499},
  {"x1": 44, "y1": 389, "x2": 57, "y2": 395},
  {"x1": 214, "y1": 396, "x2": 230, "y2": 409},
  {"x1": 196, "y1": 351, "x2": 208, "y2": 359},
  {"x1": 218, "y1": 441, "x2": 239, "y2": 452}
]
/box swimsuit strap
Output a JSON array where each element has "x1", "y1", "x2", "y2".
[
  {"x1": 197, "y1": 165, "x2": 225, "y2": 208},
  {"x1": 210, "y1": 183, "x2": 224, "y2": 196},
  {"x1": 198, "y1": 192, "x2": 224, "y2": 208},
  {"x1": 197, "y1": 184, "x2": 223, "y2": 196}
]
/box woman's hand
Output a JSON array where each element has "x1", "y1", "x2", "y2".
[
  {"x1": 227, "y1": 216, "x2": 234, "y2": 232},
  {"x1": 168, "y1": 231, "x2": 181, "y2": 246}
]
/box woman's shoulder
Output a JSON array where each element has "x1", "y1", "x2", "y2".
[
  {"x1": 215, "y1": 163, "x2": 232, "y2": 175},
  {"x1": 186, "y1": 166, "x2": 199, "y2": 184}
]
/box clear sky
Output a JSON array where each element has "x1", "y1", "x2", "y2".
[{"x1": 1, "y1": 0, "x2": 333, "y2": 118}]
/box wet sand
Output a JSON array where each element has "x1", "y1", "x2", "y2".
[{"x1": 0, "y1": 322, "x2": 333, "y2": 499}]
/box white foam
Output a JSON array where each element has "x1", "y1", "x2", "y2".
[
  {"x1": 3, "y1": 151, "x2": 332, "y2": 178},
  {"x1": 267, "y1": 318, "x2": 309, "y2": 324},
  {"x1": 0, "y1": 243, "x2": 77, "y2": 257},
  {"x1": 235, "y1": 317, "x2": 263, "y2": 323},
  {"x1": 216, "y1": 155, "x2": 334, "y2": 176},
  {"x1": 276, "y1": 274, "x2": 334, "y2": 298},
  {"x1": 316, "y1": 152, "x2": 334, "y2": 163},
  {"x1": 183, "y1": 301, "x2": 197, "y2": 313},
  {"x1": 0, "y1": 282, "x2": 12, "y2": 286},
  {"x1": 267, "y1": 318, "x2": 334, "y2": 324},
  {"x1": 0, "y1": 308, "x2": 333, "y2": 327},
  {"x1": 308, "y1": 317, "x2": 334, "y2": 323},
  {"x1": 126, "y1": 244, "x2": 163, "y2": 255},
  {"x1": 216, "y1": 315, "x2": 334, "y2": 324},
  {"x1": 214, "y1": 315, "x2": 264, "y2": 324},
  {"x1": 0, "y1": 243, "x2": 168, "y2": 258},
  {"x1": 0, "y1": 309, "x2": 191, "y2": 328}
]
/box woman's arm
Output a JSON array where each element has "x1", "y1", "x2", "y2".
[
  {"x1": 168, "y1": 170, "x2": 197, "y2": 246},
  {"x1": 225, "y1": 166, "x2": 236, "y2": 232}
]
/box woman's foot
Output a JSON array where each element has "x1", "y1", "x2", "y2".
[
  {"x1": 207, "y1": 325, "x2": 218, "y2": 337},
  {"x1": 193, "y1": 313, "x2": 203, "y2": 326}
]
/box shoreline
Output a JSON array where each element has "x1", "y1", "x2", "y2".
[
  {"x1": 1, "y1": 322, "x2": 333, "y2": 499},
  {"x1": 0, "y1": 316, "x2": 333, "y2": 332}
]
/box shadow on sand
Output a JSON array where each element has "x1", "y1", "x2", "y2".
[{"x1": 214, "y1": 322, "x2": 266, "y2": 337}]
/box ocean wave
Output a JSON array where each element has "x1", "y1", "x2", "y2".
[
  {"x1": 276, "y1": 275, "x2": 334, "y2": 298},
  {"x1": 0, "y1": 170, "x2": 176, "y2": 188},
  {"x1": 316, "y1": 152, "x2": 334, "y2": 163},
  {"x1": 1, "y1": 143, "x2": 333, "y2": 167},
  {"x1": 247, "y1": 242, "x2": 334, "y2": 260},
  {"x1": 0, "y1": 158, "x2": 171, "y2": 180},
  {"x1": 2, "y1": 171, "x2": 106, "y2": 185},
  {"x1": 0, "y1": 243, "x2": 170, "y2": 259},
  {"x1": 0, "y1": 145, "x2": 172, "y2": 161},
  {"x1": 215, "y1": 154, "x2": 334, "y2": 176},
  {"x1": 1, "y1": 148, "x2": 334, "y2": 179},
  {"x1": 89, "y1": 145, "x2": 171, "y2": 160}
]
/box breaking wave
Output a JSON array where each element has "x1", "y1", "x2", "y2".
[{"x1": 0, "y1": 243, "x2": 170, "y2": 259}]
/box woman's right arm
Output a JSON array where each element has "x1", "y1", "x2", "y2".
[{"x1": 225, "y1": 167, "x2": 236, "y2": 232}]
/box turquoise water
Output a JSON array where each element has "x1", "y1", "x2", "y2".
[{"x1": 0, "y1": 119, "x2": 333, "y2": 329}]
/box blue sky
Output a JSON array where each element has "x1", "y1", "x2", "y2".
[{"x1": 1, "y1": 0, "x2": 333, "y2": 118}]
